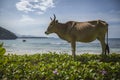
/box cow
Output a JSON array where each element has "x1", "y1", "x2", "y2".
[{"x1": 45, "y1": 14, "x2": 110, "y2": 59}]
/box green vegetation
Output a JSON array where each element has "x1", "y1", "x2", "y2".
[
  {"x1": 0, "y1": 52, "x2": 120, "y2": 80},
  {"x1": 0, "y1": 42, "x2": 6, "y2": 56}
]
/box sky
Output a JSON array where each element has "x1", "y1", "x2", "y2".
[{"x1": 0, "y1": 0, "x2": 120, "y2": 38}]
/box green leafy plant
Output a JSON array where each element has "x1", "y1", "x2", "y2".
[
  {"x1": 0, "y1": 53, "x2": 120, "y2": 80},
  {"x1": 0, "y1": 42, "x2": 6, "y2": 56}
]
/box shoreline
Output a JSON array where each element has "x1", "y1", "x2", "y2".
[{"x1": 5, "y1": 51, "x2": 120, "y2": 55}]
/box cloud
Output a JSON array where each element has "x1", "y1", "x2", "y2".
[
  {"x1": 16, "y1": 0, "x2": 34, "y2": 13},
  {"x1": 20, "y1": 15, "x2": 35, "y2": 22},
  {"x1": 16, "y1": 0, "x2": 55, "y2": 14}
]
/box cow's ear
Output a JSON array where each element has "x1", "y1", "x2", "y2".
[{"x1": 56, "y1": 20, "x2": 58, "y2": 23}]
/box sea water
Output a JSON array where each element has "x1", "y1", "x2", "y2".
[{"x1": 0, "y1": 38, "x2": 120, "y2": 55}]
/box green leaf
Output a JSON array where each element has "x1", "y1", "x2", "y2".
[
  {"x1": 0, "y1": 47, "x2": 6, "y2": 55},
  {"x1": 0, "y1": 42, "x2": 3, "y2": 47}
]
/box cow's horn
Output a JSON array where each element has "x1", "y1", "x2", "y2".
[{"x1": 53, "y1": 14, "x2": 56, "y2": 20}]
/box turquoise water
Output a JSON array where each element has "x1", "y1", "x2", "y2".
[{"x1": 0, "y1": 38, "x2": 120, "y2": 55}]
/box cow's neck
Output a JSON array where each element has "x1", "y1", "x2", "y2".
[
  {"x1": 55, "y1": 23, "x2": 66, "y2": 36},
  {"x1": 55, "y1": 23, "x2": 71, "y2": 41}
]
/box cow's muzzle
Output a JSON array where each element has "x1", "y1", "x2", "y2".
[{"x1": 45, "y1": 31, "x2": 49, "y2": 35}]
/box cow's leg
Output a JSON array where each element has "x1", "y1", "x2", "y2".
[
  {"x1": 97, "y1": 36, "x2": 106, "y2": 55},
  {"x1": 71, "y1": 40, "x2": 76, "y2": 59},
  {"x1": 101, "y1": 40, "x2": 106, "y2": 55}
]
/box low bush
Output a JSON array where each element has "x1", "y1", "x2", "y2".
[
  {"x1": 0, "y1": 42, "x2": 6, "y2": 56},
  {"x1": 0, "y1": 52, "x2": 120, "y2": 80}
]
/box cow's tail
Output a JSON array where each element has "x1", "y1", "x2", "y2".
[{"x1": 105, "y1": 23, "x2": 110, "y2": 55}]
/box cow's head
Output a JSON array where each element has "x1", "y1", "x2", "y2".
[{"x1": 45, "y1": 14, "x2": 58, "y2": 35}]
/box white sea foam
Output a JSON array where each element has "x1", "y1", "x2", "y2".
[{"x1": 1, "y1": 38, "x2": 120, "y2": 55}]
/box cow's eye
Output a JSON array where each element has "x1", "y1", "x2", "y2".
[{"x1": 50, "y1": 23, "x2": 52, "y2": 25}]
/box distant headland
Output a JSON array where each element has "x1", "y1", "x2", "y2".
[
  {"x1": 0, "y1": 26, "x2": 17, "y2": 40},
  {"x1": 17, "y1": 35, "x2": 54, "y2": 39},
  {"x1": 18, "y1": 36, "x2": 49, "y2": 39}
]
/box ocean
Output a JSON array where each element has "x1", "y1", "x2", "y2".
[{"x1": 0, "y1": 38, "x2": 120, "y2": 55}]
